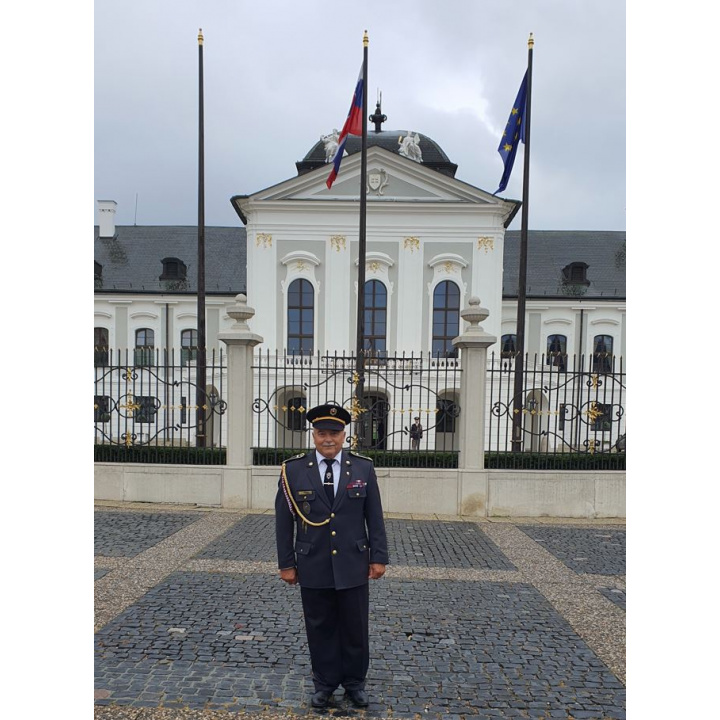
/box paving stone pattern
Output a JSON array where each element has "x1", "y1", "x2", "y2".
[
  {"x1": 517, "y1": 526, "x2": 625, "y2": 576},
  {"x1": 196, "y1": 515, "x2": 517, "y2": 571},
  {"x1": 95, "y1": 512, "x2": 201, "y2": 557},
  {"x1": 385, "y1": 519, "x2": 517, "y2": 570},
  {"x1": 194, "y1": 514, "x2": 278, "y2": 561},
  {"x1": 598, "y1": 587, "x2": 626, "y2": 611},
  {"x1": 95, "y1": 572, "x2": 625, "y2": 718},
  {"x1": 95, "y1": 568, "x2": 111, "y2": 581}
]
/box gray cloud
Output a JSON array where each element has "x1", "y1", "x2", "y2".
[{"x1": 94, "y1": 0, "x2": 625, "y2": 229}]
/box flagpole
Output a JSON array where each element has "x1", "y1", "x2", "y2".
[
  {"x1": 511, "y1": 33, "x2": 534, "y2": 453},
  {"x1": 196, "y1": 28, "x2": 207, "y2": 449},
  {"x1": 354, "y1": 30, "x2": 369, "y2": 447}
]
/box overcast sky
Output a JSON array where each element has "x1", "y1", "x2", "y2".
[{"x1": 94, "y1": 0, "x2": 625, "y2": 230}]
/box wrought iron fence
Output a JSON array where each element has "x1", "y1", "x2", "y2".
[
  {"x1": 94, "y1": 348, "x2": 227, "y2": 464},
  {"x1": 486, "y1": 352, "x2": 626, "y2": 469},
  {"x1": 252, "y1": 350, "x2": 462, "y2": 467}
]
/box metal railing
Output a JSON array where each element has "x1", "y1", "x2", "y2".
[
  {"x1": 486, "y1": 352, "x2": 626, "y2": 469},
  {"x1": 252, "y1": 350, "x2": 462, "y2": 467},
  {"x1": 94, "y1": 348, "x2": 227, "y2": 464}
]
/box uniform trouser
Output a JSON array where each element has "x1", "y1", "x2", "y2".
[{"x1": 300, "y1": 583, "x2": 369, "y2": 693}]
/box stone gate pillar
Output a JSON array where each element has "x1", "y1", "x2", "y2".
[
  {"x1": 452, "y1": 297, "x2": 496, "y2": 516},
  {"x1": 218, "y1": 294, "x2": 263, "y2": 507}
]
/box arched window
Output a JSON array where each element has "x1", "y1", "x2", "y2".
[
  {"x1": 501, "y1": 333, "x2": 517, "y2": 358},
  {"x1": 363, "y1": 280, "x2": 387, "y2": 358},
  {"x1": 134, "y1": 328, "x2": 155, "y2": 367},
  {"x1": 285, "y1": 395, "x2": 308, "y2": 431},
  {"x1": 181, "y1": 329, "x2": 198, "y2": 364},
  {"x1": 547, "y1": 334, "x2": 567, "y2": 371},
  {"x1": 592, "y1": 334, "x2": 614, "y2": 373},
  {"x1": 94, "y1": 327, "x2": 109, "y2": 367},
  {"x1": 287, "y1": 279, "x2": 314, "y2": 354},
  {"x1": 432, "y1": 281, "x2": 460, "y2": 358}
]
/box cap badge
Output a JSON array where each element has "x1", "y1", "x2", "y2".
[{"x1": 330, "y1": 407, "x2": 338, "y2": 415}]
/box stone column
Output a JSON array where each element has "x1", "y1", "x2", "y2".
[
  {"x1": 218, "y1": 294, "x2": 263, "y2": 507},
  {"x1": 452, "y1": 297, "x2": 496, "y2": 516}
]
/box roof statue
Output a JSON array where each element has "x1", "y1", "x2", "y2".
[
  {"x1": 321, "y1": 129, "x2": 340, "y2": 164},
  {"x1": 398, "y1": 132, "x2": 423, "y2": 163}
]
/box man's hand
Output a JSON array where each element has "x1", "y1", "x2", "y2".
[
  {"x1": 369, "y1": 563, "x2": 386, "y2": 580},
  {"x1": 279, "y1": 567, "x2": 298, "y2": 584}
]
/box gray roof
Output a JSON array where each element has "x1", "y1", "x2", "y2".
[
  {"x1": 296, "y1": 130, "x2": 458, "y2": 178},
  {"x1": 93, "y1": 225, "x2": 625, "y2": 302},
  {"x1": 94, "y1": 225, "x2": 247, "y2": 294},
  {"x1": 503, "y1": 231, "x2": 626, "y2": 300}
]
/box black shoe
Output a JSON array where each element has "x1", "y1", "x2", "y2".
[
  {"x1": 345, "y1": 688, "x2": 369, "y2": 707},
  {"x1": 311, "y1": 690, "x2": 332, "y2": 708}
]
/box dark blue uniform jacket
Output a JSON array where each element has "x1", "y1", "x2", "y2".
[{"x1": 275, "y1": 450, "x2": 389, "y2": 590}]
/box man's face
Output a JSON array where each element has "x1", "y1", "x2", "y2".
[{"x1": 312, "y1": 428, "x2": 346, "y2": 459}]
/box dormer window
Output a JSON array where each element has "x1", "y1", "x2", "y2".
[
  {"x1": 562, "y1": 262, "x2": 589, "y2": 285},
  {"x1": 160, "y1": 257, "x2": 187, "y2": 281}
]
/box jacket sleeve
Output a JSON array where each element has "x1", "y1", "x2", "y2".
[
  {"x1": 275, "y1": 473, "x2": 296, "y2": 570},
  {"x1": 364, "y1": 464, "x2": 389, "y2": 565}
]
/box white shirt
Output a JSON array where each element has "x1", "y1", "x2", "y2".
[{"x1": 315, "y1": 450, "x2": 341, "y2": 495}]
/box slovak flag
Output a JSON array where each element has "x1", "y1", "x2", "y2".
[{"x1": 326, "y1": 65, "x2": 364, "y2": 189}]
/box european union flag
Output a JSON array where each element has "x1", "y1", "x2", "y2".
[{"x1": 494, "y1": 71, "x2": 528, "y2": 195}]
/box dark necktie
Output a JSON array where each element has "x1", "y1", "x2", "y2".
[{"x1": 323, "y1": 458, "x2": 335, "y2": 504}]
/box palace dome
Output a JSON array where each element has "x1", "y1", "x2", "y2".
[{"x1": 297, "y1": 121, "x2": 458, "y2": 179}]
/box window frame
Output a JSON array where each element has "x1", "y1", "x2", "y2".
[
  {"x1": 546, "y1": 334, "x2": 568, "y2": 371},
  {"x1": 362, "y1": 279, "x2": 388, "y2": 358},
  {"x1": 287, "y1": 278, "x2": 315, "y2": 354},
  {"x1": 592, "y1": 334, "x2": 614, "y2": 374},
  {"x1": 94, "y1": 326, "x2": 109, "y2": 367},
  {"x1": 431, "y1": 281, "x2": 460, "y2": 359},
  {"x1": 181, "y1": 329, "x2": 199, "y2": 365},
  {"x1": 160, "y1": 257, "x2": 187, "y2": 281},
  {"x1": 501, "y1": 333, "x2": 517, "y2": 358},
  {"x1": 134, "y1": 328, "x2": 155, "y2": 367}
]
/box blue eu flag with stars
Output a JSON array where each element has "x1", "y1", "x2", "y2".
[{"x1": 494, "y1": 71, "x2": 528, "y2": 195}]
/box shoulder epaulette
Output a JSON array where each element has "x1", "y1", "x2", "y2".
[
  {"x1": 283, "y1": 453, "x2": 307, "y2": 464},
  {"x1": 349, "y1": 450, "x2": 373, "y2": 461}
]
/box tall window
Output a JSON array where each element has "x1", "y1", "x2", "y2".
[
  {"x1": 287, "y1": 279, "x2": 314, "y2": 354},
  {"x1": 181, "y1": 329, "x2": 198, "y2": 364},
  {"x1": 592, "y1": 335, "x2": 614, "y2": 373},
  {"x1": 436, "y1": 397, "x2": 459, "y2": 433},
  {"x1": 134, "y1": 328, "x2": 155, "y2": 367},
  {"x1": 501, "y1": 334, "x2": 517, "y2": 358},
  {"x1": 94, "y1": 327, "x2": 109, "y2": 367},
  {"x1": 363, "y1": 280, "x2": 387, "y2": 358},
  {"x1": 432, "y1": 281, "x2": 460, "y2": 358},
  {"x1": 547, "y1": 334, "x2": 567, "y2": 371},
  {"x1": 285, "y1": 396, "x2": 307, "y2": 431}
]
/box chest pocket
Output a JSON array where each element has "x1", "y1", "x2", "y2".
[
  {"x1": 349, "y1": 486, "x2": 367, "y2": 498},
  {"x1": 295, "y1": 490, "x2": 316, "y2": 502}
]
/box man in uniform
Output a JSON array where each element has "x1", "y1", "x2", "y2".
[{"x1": 275, "y1": 403, "x2": 389, "y2": 709}]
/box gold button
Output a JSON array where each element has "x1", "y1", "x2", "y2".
[
  {"x1": 331, "y1": 531, "x2": 336, "y2": 536},
  {"x1": 332, "y1": 549, "x2": 337, "y2": 555},
  {"x1": 330, "y1": 513, "x2": 335, "y2": 518}
]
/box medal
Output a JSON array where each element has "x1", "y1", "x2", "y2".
[{"x1": 303, "y1": 501, "x2": 311, "y2": 514}]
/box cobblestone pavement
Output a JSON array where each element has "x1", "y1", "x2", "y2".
[{"x1": 95, "y1": 503, "x2": 625, "y2": 719}]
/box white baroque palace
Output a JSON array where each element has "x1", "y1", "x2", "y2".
[{"x1": 95, "y1": 123, "x2": 625, "y2": 453}]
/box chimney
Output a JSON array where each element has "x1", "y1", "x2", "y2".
[{"x1": 97, "y1": 200, "x2": 117, "y2": 238}]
